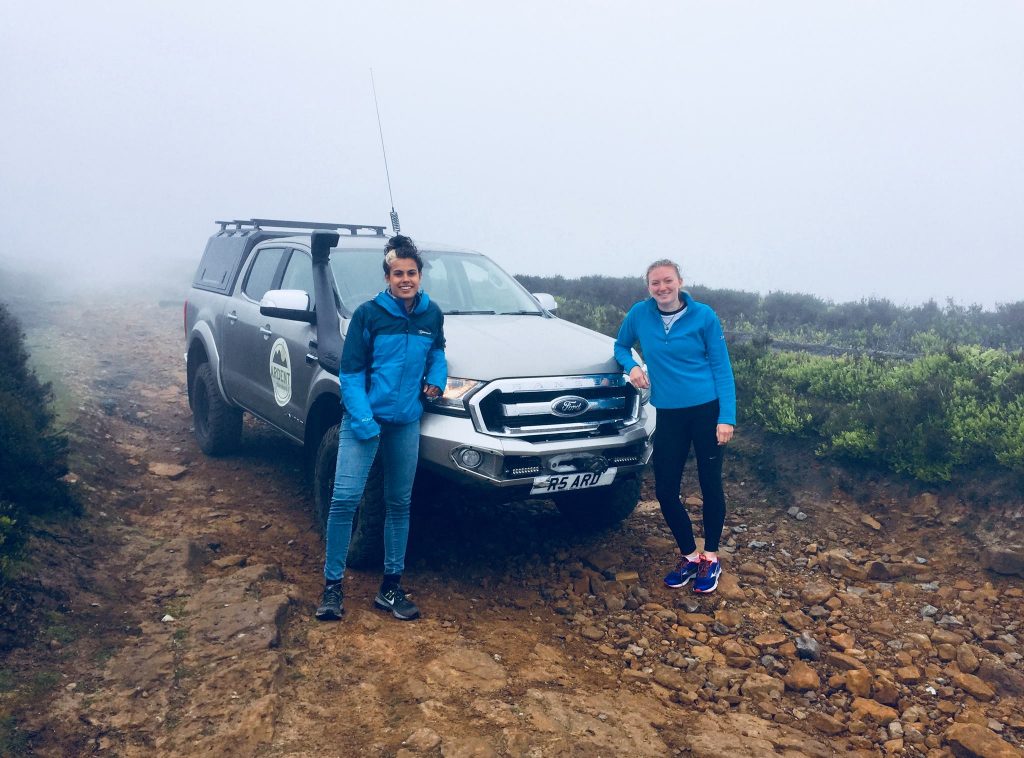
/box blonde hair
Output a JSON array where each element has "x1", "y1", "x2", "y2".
[{"x1": 645, "y1": 259, "x2": 682, "y2": 283}]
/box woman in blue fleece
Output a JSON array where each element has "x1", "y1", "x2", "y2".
[
  {"x1": 614, "y1": 259, "x2": 735, "y2": 594},
  {"x1": 315, "y1": 235, "x2": 447, "y2": 622}
]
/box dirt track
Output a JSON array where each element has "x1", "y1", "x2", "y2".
[{"x1": 5, "y1": 298, "x2": 1024, "y2": 757}]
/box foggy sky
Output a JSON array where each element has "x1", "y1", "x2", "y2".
[{"x1": 1, "y1": 2, "x2": 1022, "y2": 307}]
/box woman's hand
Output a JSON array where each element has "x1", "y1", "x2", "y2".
[
  {"x1": 423, "y1": 384, "x2": 441, "y2": 399},
  {"x1": 717, "y1": 424, "x2": 734, "y2": 445},
  {"x1": 628, "y1": 366, "x2": 650, "y2": 390}
]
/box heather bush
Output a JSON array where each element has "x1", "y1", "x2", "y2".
[
  {"x1": 731, "y1": 342, "x2": 1024, "y2": 482},
  {"x1": 0, "y1": 302, "x2": 75, "y2": 583}
]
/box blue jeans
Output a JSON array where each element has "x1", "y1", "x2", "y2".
[{"x1": 323, "y1": 416, "x2": 420, "y2": 581}]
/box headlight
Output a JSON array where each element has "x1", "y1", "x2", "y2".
[{"x1": 428, "y1": 377, "x2": 483, "y2": 414}]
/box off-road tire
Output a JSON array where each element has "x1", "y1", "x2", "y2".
[
  {"x1": 191, "y1": 362, "x2": 242, "y2": 455},
  {"x1": 554, "y1": 474, "x2": 641, "y2": 531},
  {"x1": 312, "y1": 422, "x2": 385, "y2": 569}
]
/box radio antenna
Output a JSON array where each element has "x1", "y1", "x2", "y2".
[{"x1": 371, "y1": 69, "x2": 400, "y2": 234}]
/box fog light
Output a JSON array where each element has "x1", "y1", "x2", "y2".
[{"x1": 459, "y1": 448, "x2": 483, "y2": 469}]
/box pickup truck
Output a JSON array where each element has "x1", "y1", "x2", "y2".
[{"x1": 185, "y1": 218, "x2": 655, "y2": 566}]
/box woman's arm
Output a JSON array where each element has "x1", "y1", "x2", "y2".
[
  {"x1": 613, "y1": 309, "x2": 640, "y2": 373},
  {"x1": 705, "y1": 312, "x2": 736, "y2": 426},
  {"x1": 615, "y1": 308, "x2": 649, "y2": 389},
  {"x1": 338, "y1": 307, "x2": 381, "y2": 440},
  {"x1": 423, "y1": 312, "x2": 447, "y2": 396}
]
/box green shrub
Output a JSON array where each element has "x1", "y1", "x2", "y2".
[
  {"x1": 0, "y1": 302, "x2": 76, "y2": 584},
  {"x1": 732, "y1": 342, "x2": 1024, "y2": 482}
]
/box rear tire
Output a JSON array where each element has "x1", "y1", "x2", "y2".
[
  {"x1": 554, "y1": 474, "x2": 641, "y2": 531},
  {"x1": 312, "y1": 422, "x2": 385, "y2": 569},
  {"x1": 190, "y1": 362, "x2": 242, "y2": 455}
]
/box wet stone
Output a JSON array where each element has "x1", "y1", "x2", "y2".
[{"x1": 795, "y1": 632, "x2": 822, "y2": 661}]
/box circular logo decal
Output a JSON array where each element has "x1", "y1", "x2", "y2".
[
  {"x1": 550, "y1": 395, "x2": 590, "y2": 417},
  {"x1": 270, "y1": 338, "x2": 292, "y2": 407}
]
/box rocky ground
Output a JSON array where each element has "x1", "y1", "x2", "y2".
[{"x1": 2, "y1": 296, "x2": 1023, "y2": 757}]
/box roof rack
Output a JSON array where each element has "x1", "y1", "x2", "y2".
[{"x1": 214, "y1": 218, "x2": 387, "y2": 236}]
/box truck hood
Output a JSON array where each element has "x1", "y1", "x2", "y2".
[{"x1": 442, "y1": 315, "x2": 624, "y2": 379}]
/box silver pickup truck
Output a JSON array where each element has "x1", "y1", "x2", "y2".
[{"x1": 185, "y1": 219, "x2": 655, "y2": 565}]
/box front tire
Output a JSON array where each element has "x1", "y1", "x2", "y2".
[
  {"x1": 190, "y1": 362, "x2": 242, "y2": 455},
  {"x1": 312, "y1": 422, "x2": 385, "y2": 569},
  {"x1": 554, "y1": 474, "x2": 641, "y2": 531}
]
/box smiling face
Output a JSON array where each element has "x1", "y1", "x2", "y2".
[
  {"x1": 647, "y1": 265, "x2": 683, "y2": 310},
  {"x1": 385, "y1": 256, "x2": 422, "y2": 307}
]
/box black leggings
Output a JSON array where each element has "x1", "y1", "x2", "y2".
[{"x1": 653, "y1": 400, "x2": 726, "y2": 554}]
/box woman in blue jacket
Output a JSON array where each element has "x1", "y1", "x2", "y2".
[
  {"x1": 614, "y1": 259, "x2": 735, "y2": 594},
  {"x1": 316, "y1": 235, "x2": 447, "y2": 622}
]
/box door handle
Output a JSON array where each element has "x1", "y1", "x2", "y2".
[
  {"x1": 259, "y1": 326, "x2": 273, "y2": 338},
  {"x1": 227, "y1": 312, "x2": 238, "y2": 323},
  {"x1": 305, "y1": 353, "x2": 317, "y2": 365}
]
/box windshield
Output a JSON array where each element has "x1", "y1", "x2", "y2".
[{"x1": 329, "y1": 249, "x2": 543, "y2": 316}]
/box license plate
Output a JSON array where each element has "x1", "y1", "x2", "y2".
[{"x1": 530, "y1": 468, "x2": 617, "y2": 495}]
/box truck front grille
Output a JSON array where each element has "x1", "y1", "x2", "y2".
[{"x1": 468, "y1": 375, "x2": 640, "y2": 438}]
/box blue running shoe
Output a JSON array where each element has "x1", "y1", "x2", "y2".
[
  {"x1": 664, "y1": 556, "x2": 700, "y2": 588},
  {"x1": 692, "y1": 557, "x2": 722, "y2": 594}
]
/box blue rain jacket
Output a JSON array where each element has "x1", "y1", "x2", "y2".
[
  {"x1": 339, "y1": 290, "x2": 447, "y2": 439},
  {"x1": 614, "y1": 292, "x2": 736, "y2": 425}
]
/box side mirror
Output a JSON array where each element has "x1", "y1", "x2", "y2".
[
  {"x1": 533, "y1": 292, "x2": 558, "y2": 312},
  {"x1": 260, "y1": 289, "x2": 316, "y2": 323}
]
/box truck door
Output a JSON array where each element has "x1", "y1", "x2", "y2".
[
  {"x1": 220, "y1": 246, "x2": 288, "y2": 417},
  {"x1": 269, "y1": 249, "x2": 321, "y2": 440}
]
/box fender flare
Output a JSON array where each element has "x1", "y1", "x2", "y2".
[{"x1": 187, "y1": 322, "x2": 234, "y2": 407}]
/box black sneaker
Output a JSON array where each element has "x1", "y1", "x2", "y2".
[
  {"x1": 315, "y1": 583, "x2": 344, "y2": 621},
  {"x1": 374, "y1": 586, "x2": 420, "y2": 620}
]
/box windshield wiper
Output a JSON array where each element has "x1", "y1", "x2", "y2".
[
  {"x1": 444, "y1": 309, "x2": 496, "y2": 315},
  {"x1": 497, "y1": 310, "x2": 543, "y2": 315}
]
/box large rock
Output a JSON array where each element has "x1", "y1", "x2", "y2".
[
  {"x1": 424, "y1": 648, "x2": 508, "y2": 694},
  {"x1": 441, "y1": 736, "x2": 499, "y2": 757},
  {"x1": 131, "y1": 537, "x2": 205, "y2": 597},
  {"x1": 740, "y1": 672, "x2": 784, "y2": 700},
  {"x1": 653, "y1": 666, "x2": 690, "y2": 692},
  {"x1": 844, "y1": 669, "x2": 872, "y2": 697},
  {"x1": 851, "y1": 697, "x2": 899, "y2": 725},
  {"x1": 681, "y1": 711, "x2": 832, "y2": 758},
  {"x1": 781, "y1": 610, "x2": 811, "y2": 631},
  {"x1": 821, "y1": 550, "x2": 867, "y2": 580},
  {"x1": 784, "y1": 661, "x2": 820, "y2": 692},
  {"x1": 952, "y1": 671, "x2": 996, "y2": 702},
  {"x1": 945, "y1": 722, "x2": 1023, "y2": 757},
  {"x1": 980, "y1": 546, "x2": 1024, "y2": 578},
  {"x1": 978, "y1": 661, "x2": 1024, "y2": 696},
  {"x1": 806, "y1": 710, "x2": 846, "y2": 736},
  {"x1": 800, "y1": 580, "x2": 834, "y2": 605},
  {"x1": 824, "y1": 651, "x2": 867, "y2": 671},
  {"x1": 717, "y1": 572, "x2": 747, "y2": 600},
  {"x1": 148, "y1": 461, "x2": 189, "y2": 479},
  {"x1": 520, "y1": 688, "x2": 670, "y2": 756},
  {"x1": 404, "y1": 727, "x2": 442, "y2": 751}
]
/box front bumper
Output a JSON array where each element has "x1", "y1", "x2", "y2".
[{"x1": 418, "y1": 407, "x2": 656, "y2": 488}]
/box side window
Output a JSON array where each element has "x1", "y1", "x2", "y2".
[
  {"x1": 242, "y1": 247, "x2": 287, "y2": 301},
  {"x1": 280, "y1": 250, "x2": 315, "y2": 309}
]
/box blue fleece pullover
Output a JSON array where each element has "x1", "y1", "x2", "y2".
[
  {"x1": 339, "y1": 289, "x2": 447, "y2": 439},
  {"x1": 614, "y1": 292, "x2": 736, "y2": 425}
]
